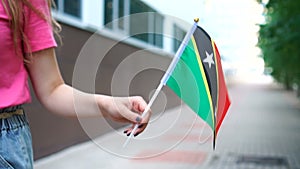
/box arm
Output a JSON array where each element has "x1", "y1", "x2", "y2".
[{"x1": 26, "y1": 47, "x2": 150, "y2": 135}]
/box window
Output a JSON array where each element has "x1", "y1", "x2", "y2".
[
  {"x1": 64, "y1": 0, "x2": 81, "y2": 18},
  {"x1": 104, "y1": 0, "x2": 164, "y2": 48},
  {"x1": 104, "y1": 0, "x2": 129, "y2": 32},
  {"x1": 118, "y1": 0, "x2": 125, "y2": 29},
  {"x1": 152, "y1": 13, "x2": 164, "y2": 48},
  {"x1": 52, "y1": 0, "x2": 82, "y2": 19},
  {"x1": 173, "y1": 24, "x2": 186, "y2": 52},
  {"x1": 104, "y1": 0, "x2": 113, "y2": 28},
  {"x1": 129, "y1": 0, "x2": 164, "y2": 48},
  {"x1": 129, "y1": 0, "x2": 149, "y2": 43}
]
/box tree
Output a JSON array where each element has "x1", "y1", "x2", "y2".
[{"x1": 257, "y1": 0, "x2": 300, "y2": 91}]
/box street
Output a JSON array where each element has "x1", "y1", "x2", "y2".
[{"x1": 35, "y1": 75, "x2": 300, "y2": 169}]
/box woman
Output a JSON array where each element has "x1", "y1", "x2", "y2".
[{"x1": 0, "y1": 0, "x2": 151, "y2": 168}]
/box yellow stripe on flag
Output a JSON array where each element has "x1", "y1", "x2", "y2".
[{"x1": 191, "y1": 36, "x2": 215, "y2": 128}]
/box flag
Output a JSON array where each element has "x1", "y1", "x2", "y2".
[{"x1": 166, "y1": 25, "x2": 231, "y2": 148}]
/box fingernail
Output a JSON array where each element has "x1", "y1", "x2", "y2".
[
  {"x1": 135, "y1": 116, "x2": 142, "y2": 123},
  {"x1": 123, "y1": 130, "x2": 128, "y2": 134},
  {"x1": 127, "y1": 132, "x2": 131, "y2": 136},
  {"x1": 134, "y1": 133, "x2": 139, "y2": 137},
  {"x1": 138, "y1": 124, "x2": 144, "y2": 128}
]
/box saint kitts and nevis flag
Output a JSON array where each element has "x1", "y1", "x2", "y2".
[{"x1": 164, "y1": 20, "x2": 231, "y2": 148}]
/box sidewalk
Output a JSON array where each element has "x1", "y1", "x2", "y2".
[{"x1": 35, "y1": 77, "x2": 300, "y2": 169}]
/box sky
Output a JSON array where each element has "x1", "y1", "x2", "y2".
[{"x1": 141, "y1": 0, "x2": 265, "y2": 72}]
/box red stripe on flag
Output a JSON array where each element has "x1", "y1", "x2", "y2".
[{"x1": 213, "y1": 42, "x2": 231, "y2": 135}]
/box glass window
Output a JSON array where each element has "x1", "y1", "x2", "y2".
[
  {"x1": 118, "y1": 0, "x2": 124, "y2": 29},
  {"x1": 104, "y1": 0, "x2": 164, "y2": 48},
  {"x1": 130, "y1": 0, "x2": 152, "y2": 14},
  {"x1": 104, "y1": 0, "x2": 127, "y2": 31},
  {"x1": 153, "y1": 13, "x2": 164, "y2": 48},
  {"x1": 64, "y1": 0, "x2": 81, "y2": 18},
  {"x1": 173, "y1": 24, "x2": 186, "y2": 52},
  {"x1": 130, "y1": 0, "x2": 147, "y2": 42},
  {"x1": 104, "y1": 0, "x2": 113, "y2": 28},
  {"x1": 130, "y1": 0, "x2": 163, "y2": 47}
]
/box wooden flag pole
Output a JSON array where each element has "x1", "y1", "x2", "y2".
[{"x1": 122, "y1": 18, "x2": 199, "y2": 148}]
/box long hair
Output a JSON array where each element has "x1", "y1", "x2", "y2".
[{"x1": 1, "y1": 0, "x2": 61, "y2": 59}]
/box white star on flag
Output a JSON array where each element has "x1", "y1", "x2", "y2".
[{"x1": 203, "y1": 51, "x2": 215, "y2": 68}]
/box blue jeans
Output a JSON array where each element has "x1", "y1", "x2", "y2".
[{"x1": 0, "y1": 105, "x2": 33, "y2": 169}]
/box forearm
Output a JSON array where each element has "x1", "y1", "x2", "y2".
[
  {"x1": 26, "y1": 48, "x2": 106, "y2": 118},
  {"x1": 41, "y1": 83, "x2": 150, "y2": 135},
  {"x1": 41, "y1": 83, "x2": 107, "y2": 118}
]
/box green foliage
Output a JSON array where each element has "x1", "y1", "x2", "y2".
[{"x1": 257, "y1": 0, "x2": 300, "y2": 89}]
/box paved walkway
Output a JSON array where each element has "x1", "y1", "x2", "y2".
[{"x1": 35, "y1": 76, "x2": 300, "y2": 169}]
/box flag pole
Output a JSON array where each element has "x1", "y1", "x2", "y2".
[{"x1": 122, "y1": 18, "x2": 199, "y2": 148}]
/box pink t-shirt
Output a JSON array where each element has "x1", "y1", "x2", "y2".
[{"x1": 0, "y1": 0, "x2": 57, "y2": 109}]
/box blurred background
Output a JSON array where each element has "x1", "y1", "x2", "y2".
[{"x1": 28, "y1": 0, "x2": 300, "y2": 168}]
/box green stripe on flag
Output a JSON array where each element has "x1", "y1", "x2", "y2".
[{"x1": 166, "y1": 37, "x2": 214, "y2": 129}]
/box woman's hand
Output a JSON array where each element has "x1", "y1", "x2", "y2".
[{"x1": 98, "y1": 96, "x2": 151, "y2": 137}]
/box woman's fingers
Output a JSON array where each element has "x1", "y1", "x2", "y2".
[
  {"x1": 123, "y1": 123, "x2": 149, "y2": 137},
  {"x1": 119, "y1": 105, "x2": 144, "y2": 124},
  {"x1": 116, "y1": 96, "x2": 151, "y2": 137},
  {"x1": 133, "y1": 123, "x2": 148, "y2": 136},
  {"x1": 129, "y1": 96, "x2": 152, "y2": 123}
]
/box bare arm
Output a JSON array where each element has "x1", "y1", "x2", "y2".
[{"x1": 26, "y1": 48, "x2": 150, "y2": 135}]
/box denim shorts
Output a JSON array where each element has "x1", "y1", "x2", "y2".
[{"x1": 0, "y1": 105, "x2": 33, "y2": 169}]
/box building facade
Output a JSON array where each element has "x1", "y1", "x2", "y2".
[
  {"x1": 28, "y1": 0, "x2": 187, "y2": 159},
  {"x1": 52, "y1": 0, "x2": 189, "y2": 53}
]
